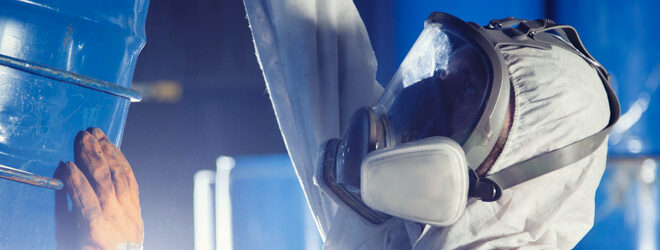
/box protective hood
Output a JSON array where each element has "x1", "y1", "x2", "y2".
[
  {"x1": 244, "y1": 0, "x2": 611, "y2": 249},
  {"x1": 411, "y1": 44, "x2": 611, "y2": 249}
]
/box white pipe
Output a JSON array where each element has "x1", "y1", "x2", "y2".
[
  {"x1": 194, "y1": 170, "x2": 216, "y2": 250},
  {"x1": 637, "y1": 159, "x2": 657, "y2": 250},
  {"x1": 216, "y1": 156, "x2": 236, "y2": 250}
]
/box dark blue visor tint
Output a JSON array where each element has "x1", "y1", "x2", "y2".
[
  {"x1": 336, "y1": 108, "x2": 372, "y2": 188},
  {"x1": 380, "y1": 24, "x2": 491, "y2": 145}
]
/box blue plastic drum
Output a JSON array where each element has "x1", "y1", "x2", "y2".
[
  {"x1": 228, "y1": 155, "x2": 322, "y2": 250},
  {"x1": 0, "y1": 0, "x2": 147, "y2": 248}
]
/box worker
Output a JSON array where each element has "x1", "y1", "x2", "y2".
[
  {"x1": 57, "y1": 1, "x2": 620, "y2": 249},
  {"x1": 243, "y1": 0, "x2": 620, "y2": 249}
]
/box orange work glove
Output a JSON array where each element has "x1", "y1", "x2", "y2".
[{"x1": 55, "y1": 127, "x2": 143, "y2": 250}]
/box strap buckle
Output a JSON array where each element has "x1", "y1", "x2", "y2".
[
  {"x1": 487, "y1": 16, "x2": 526, "y2": 29},
  {"x1": 516, "y1": 19, "x2": 552, "y2": 37},
  {"x1": 468, "y1": 169, "x2": 502, "y2": 202}
]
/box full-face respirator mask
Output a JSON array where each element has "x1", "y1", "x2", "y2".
[{"x1": 315, "y1": 12, "x2": 620, "y2": 227}]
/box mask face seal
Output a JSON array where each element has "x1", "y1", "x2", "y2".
[{"x1": 319, "y1": 108, "x2": 391, "y2": 224}]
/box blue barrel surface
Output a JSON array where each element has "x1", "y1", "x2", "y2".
[
  {"x1": 0, "y1": 0, "x2": 148, "y2": 248},
  {"x1": 229, "y1": 155, "x2": 321, "y2": 250}
]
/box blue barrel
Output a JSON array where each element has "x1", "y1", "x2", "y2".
[
  {"x1": 227, "y1": 155, "x2": 322, "y2": 250},
  {"x1": 0, "y1": 0, "x2": 147, "y2": 248}
]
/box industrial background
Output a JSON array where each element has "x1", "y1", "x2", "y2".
[
  {"x1": 124, "y1": 0, "x2": 659, "y2": 249},
  {"x1": 0, "y1": 0, "x2": 656, "y2": 249}
]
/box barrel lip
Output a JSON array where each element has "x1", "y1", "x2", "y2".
[{"x1": 0, "y1": 53, "x2": 142, "y2": 102}]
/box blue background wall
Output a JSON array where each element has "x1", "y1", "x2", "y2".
[{"x1": 119, "y1": 0, "x2": 659, "y2": 249}]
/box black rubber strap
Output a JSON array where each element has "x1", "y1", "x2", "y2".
[{"x1": 487, "y1": 127, "x2": 611, "y2": 190}]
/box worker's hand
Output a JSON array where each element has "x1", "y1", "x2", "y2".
[{"x1": 55, "y1": 127, "x2": 143, "y2": 250}]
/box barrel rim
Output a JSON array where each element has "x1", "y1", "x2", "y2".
[{"x1": 0, "y1": 53, "x2": 142, "y2": 102}]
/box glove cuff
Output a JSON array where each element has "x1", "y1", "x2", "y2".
[{"x1": 116, "y1": 242, "x2": 143, "y2": 250}]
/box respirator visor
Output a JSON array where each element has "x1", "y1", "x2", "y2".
[{"x1": 317, "y1": 18, "x2": 495, "y2": 225}]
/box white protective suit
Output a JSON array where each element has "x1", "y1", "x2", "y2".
[{"x1": 243, "y1": 0, "x2": 611, "y2": 249}]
